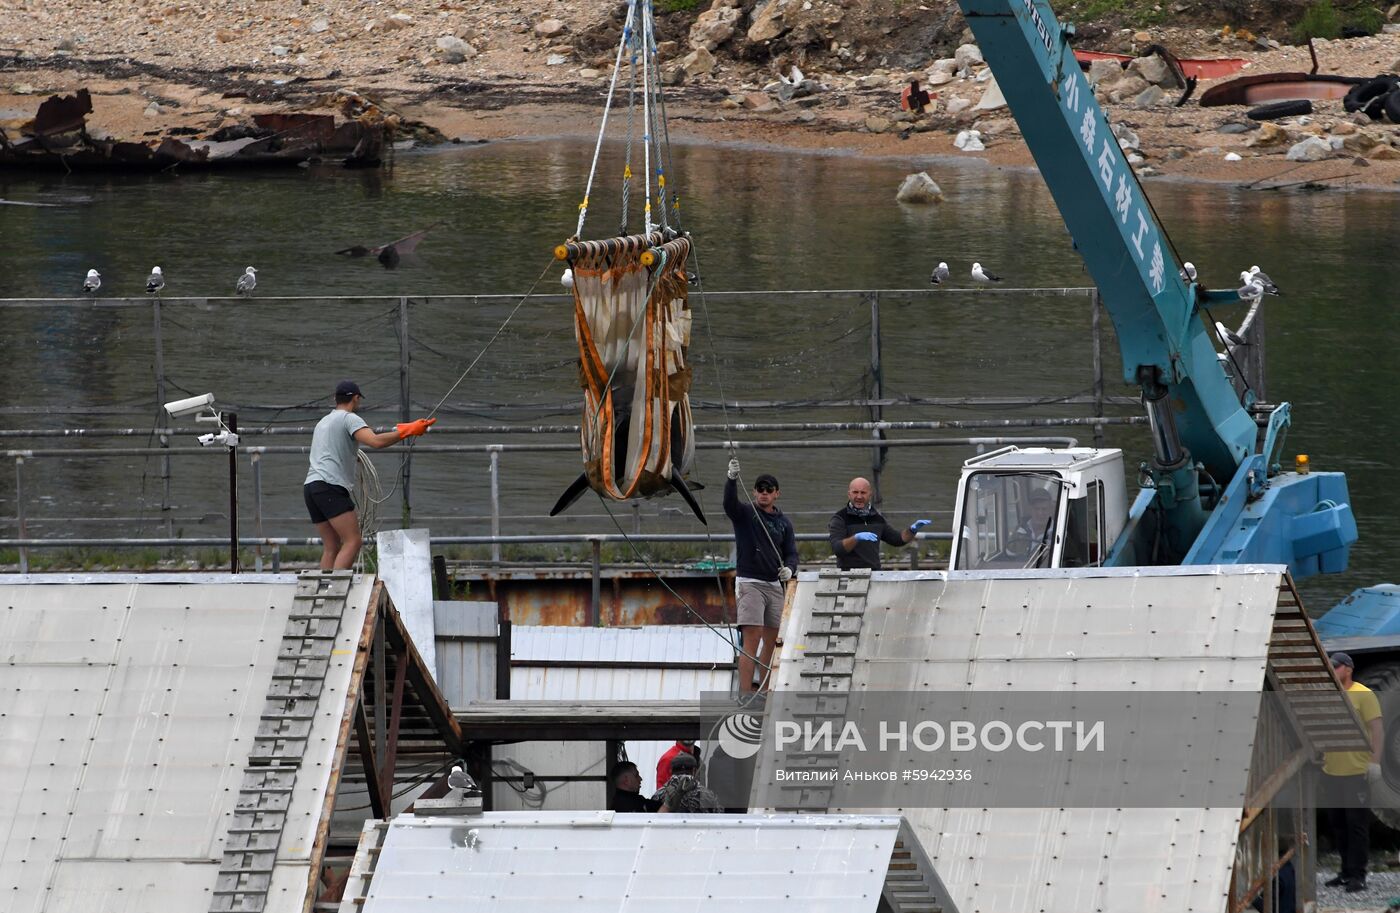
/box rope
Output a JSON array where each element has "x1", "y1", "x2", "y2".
[
  {"x1": 620, "y1": 45, "x2": 637, "y2": 236},
  {"x1": 353, "y1": 449, "x2": 385, "y2": 541},
  {"x1": 576, "y1": 0, "x2": 638, "y2": 238},
  {"x1": 639, "y1": 0, "x2": 654, "y2": 235}
]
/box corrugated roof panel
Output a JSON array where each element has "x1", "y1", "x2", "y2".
[
  {"x1": 360, "y1": 813, "x2": 902, "y2": 913},
  {"x1": 0, "y1": 574, "x2": 375, "y2": 913},
  {"x1": 774, "y1": 566, "x2": 1284, "y2": 913}
]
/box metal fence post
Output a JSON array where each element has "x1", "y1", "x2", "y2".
[
  {"x1": 15, "y1": 455, "x2": 27, "y2": 573},
  {"x1": 489, "y1": 448, "x2": 501, "y2": 565},
  {"x1": 152, "y1": 300, "x2": 172, "y2": 536},
  {"x1": 399, "y1": 297, "x2": 412, "y2": 528},
  {"x1": 251, "y1": 452, "x2": 263, "y2": 572},
  {"x1": 589, "y1": 537, "x2": 602, "y2": 626},
  {"x1": 1091, "y1": 290, "x2": 1105, "y2": 448},
  {"x1": 868, "y1": 291, "x2": 887, "y2": 503}
]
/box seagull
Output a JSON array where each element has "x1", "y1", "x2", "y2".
[
  {"x1": 82, "y1": 269, "x2": 101, "y2": 294},
  {"x1": 448, "y1": 764, "x2": 480, "y2": 793},
  {"x1": 146, "y1": 266, "x2": 164, "y2": 294},
  {"x1": 1180, "y1": 261, "x2": 1197, "y2": 282},
  {"x1": 930, "y1": 261, "x2": 950, "y2": 285},
  {"x1": 561, "y1": 268, "x2": 574, "y2": 289},
  {"x1": 1237, "y1": 270, "x2": 1264, "y2": 300},
  {"x1": 779, "y1": 64, "x2": 805, "y2": 86},
  {"x1": 1248, "y1": 265, "x2": 1281, "y2": 296},
  {"x1": 236, "y1": 266, "x2": 257, "y2": 295},
  {"x1": 1214, "y1": 320, "x2": 1245, "y2": 347},
  {"x1": 971, "y1": 262, "x2": 1002, "y2": 283}
]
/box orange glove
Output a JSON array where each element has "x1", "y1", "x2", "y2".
[{"x1": 396, "y1": 417, "x2": 436, "y2": 438}]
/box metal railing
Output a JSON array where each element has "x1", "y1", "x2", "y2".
[{"x1": 0, "y1": 287, "x2": 1140, "y2": 570}]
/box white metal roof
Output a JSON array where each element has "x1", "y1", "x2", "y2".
[
  {"x1": 0, "y1": 574, "x2": 375, "y2": 913},
  {"x1": 770, "y1": 566, "x2": 1286, "y2": 913},
  {"x1": 357, "y1": 811, "x2": 903, "y2": 913}
]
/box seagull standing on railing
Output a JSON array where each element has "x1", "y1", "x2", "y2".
[
  {"x1": 1248, "y1": 265, "x2": 1281, "y2": 296},
  {"x1": 1237, "y1": 270, "x2": 1265, "y2": 300},
  {"x1": 146, "y1": 266, "x2": 165, "y2": 294},
  {"x1": 82, "y1": 269, "x2": 101, "y2": 294},
  {"x1": 236, "y1": 267, "x2": 257, "y2": 296},
  {"x1": 1215, "y1": 320, "x2": 1245, "y2": 348},
  {"x1": 971, "y1": 262, "x2": 1002, "y2": 283},
  {"x1": 930, "y1": 262, "x2": 950, "y2": 286}
]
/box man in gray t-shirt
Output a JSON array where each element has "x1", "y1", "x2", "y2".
[{"x1": 304, "y1": 380, "x2": 436, "y2": 569}]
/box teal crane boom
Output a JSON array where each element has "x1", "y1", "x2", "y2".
[{"x1": 953, "y1": 0, "x2": 1356, "y2": 573}]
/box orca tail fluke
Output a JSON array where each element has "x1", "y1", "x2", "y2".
[{"x1": 549, "y1": 473, "x2": 593, "y2": 517}]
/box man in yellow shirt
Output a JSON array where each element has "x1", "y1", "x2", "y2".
[{"x1": 1321, "y1": 652, "x2": 1384, "y2": 893}]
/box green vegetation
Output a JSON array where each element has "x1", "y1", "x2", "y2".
[
  {"x1": 1064, "y1": 0, "x2": 1171, "y2": 27},
  {"x1": 1293, "y1": 0, "x2": 1341, "y2": 39},
  {"x1": 658, "y1": 0, "x2": 701, "y2": 12}
]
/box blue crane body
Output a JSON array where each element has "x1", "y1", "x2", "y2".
[{"x1": 945, "y1": 0, "x2": 1355, "y2": 578}]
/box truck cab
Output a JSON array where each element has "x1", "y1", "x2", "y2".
[{"x1": 948, "y1": 447, "x2": 1129, "y2": 571}]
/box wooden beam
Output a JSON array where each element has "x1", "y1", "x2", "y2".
[
  {"x1": 378, "y1": 651, "x2": 409, "y2": 804},
  {"x1": 1241, "y1": 747, "x2": 1309, "y2": 830}
]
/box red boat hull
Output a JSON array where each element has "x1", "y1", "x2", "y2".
[{"x1": 1073, "y1": 49, "x2": 1248, "y2": 80}]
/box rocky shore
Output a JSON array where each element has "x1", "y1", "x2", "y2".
[{"x1": 2, "y1": 0, "x2": 1400, "y2": 187}]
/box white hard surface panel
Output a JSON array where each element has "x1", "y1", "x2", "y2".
[
  {"x1": 0, "y1": 575, "x2": 374, "y2": 913},
  {"x1": 774, "y1": 567, "x2": 1284, "y2": 913},
  {"x1": 377, "y1": 529, "x2": 437, "y2": 680},
  {"x1": 362, "y1": 813, "x2": 900, "y2": 913},
  {"x1": 507, "y1": 624, "x2": 740, "y2": 797}
]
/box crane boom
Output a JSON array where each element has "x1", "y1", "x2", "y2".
[{"x1": 960, "y1": 0, "x2": 1256, "y2": 486}]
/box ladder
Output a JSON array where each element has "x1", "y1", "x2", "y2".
[
  {"x1": 775, "y1": 569, "x2": 871, "y2": 811},
  {"x1": 211, "y1": 571, "x2": 355, "y2": 913},
  {"x1": 882, "y1": 819, "x2": 956, "y2": 913}
]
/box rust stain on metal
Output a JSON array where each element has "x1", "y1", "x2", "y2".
[{"x1": 459, "y1": 572, "x2": 736, "y2": 627}]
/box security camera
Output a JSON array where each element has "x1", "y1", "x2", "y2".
[
  {"x1": 165, "y1": 392, "x2": 215, "y2": 419},
  {"x1": 198, "y1": 430, "x2": 239, "y2": 448}
]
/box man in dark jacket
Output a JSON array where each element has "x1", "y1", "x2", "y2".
[
  {"x1": 611, "y1": 761, "x2": 661, "y2": 812},
  {"x1": 724, "y1": 458, "x2": 798, "y2": 693},
  {"x1": 828, "y1": 477, "x2": 931, "y2": 570}
]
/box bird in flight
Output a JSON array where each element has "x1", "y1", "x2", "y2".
[
  {"x1": 971, "y1": 262, "x2": 1002, "y2": 283},
  {"x1": 82, "y1": 269, "x2": 101, "y2": 294},
  {"x1": 930, "y1": 262, "x2": 950, "y2": 285},
  {"x1": 236, "y1": 267, "x2": 257, "y2": 295},
  {"x1": 146, "y1": 267, "x2": 165, "y2": 294}
]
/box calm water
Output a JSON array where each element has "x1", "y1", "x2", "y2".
[{"x1": 0, "y1": 139, "x2": 1396, "y2": 610}]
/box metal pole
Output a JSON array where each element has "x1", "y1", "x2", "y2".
[
  {"x1": 251, "y1": 452, "x2": 263, "y2": 573},
  {"x1": 15, "y1": 455, "x2": 27, "y2": 574},
  {"x1": 590, "y1": 538, "x2": 602, "y2": 626},
  {"x1": 227, "y1": 412, "x2": 239, "y2": 574},
  {"x1": 152, "y1": 300, "x2": 172, "y2": 536},
  {"x1": 489, "y1": 448, "x2": 501, "y2": 565},
  {"x1": 868, "y1": 291, "x2": 886, "y2": 503},
  {"x1": 399, "y1": 297, "x2": 412, "y2": 528},
  {"x1": 1091, "y1": 290, "x2": 1105, "y2": 448}
]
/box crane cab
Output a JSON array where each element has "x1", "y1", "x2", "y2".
[{"x1": 948, "y1": 446, "x2": 1129, "y2": 571}]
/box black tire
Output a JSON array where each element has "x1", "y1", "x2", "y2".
[
  {"x1": 1354, "y1": 661, "x2": 1400, "y2": 828},
  {"x1": 1246, "y1": 99, "x2": 1313, "y2": 121},
  {"x1": 1386, "y1": 89, "x2": 1400, "y2": 125},
  {"x1": 1344, "y1": 76, "x2": 1399, "y2": 114}
]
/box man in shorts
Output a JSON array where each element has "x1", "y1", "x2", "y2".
[
  {"x1": 304, "y1": 380, "x2": 435, "y2": 570},
  {"x1": 723, "y1": 458, "x2": 798, "y2": 693}
]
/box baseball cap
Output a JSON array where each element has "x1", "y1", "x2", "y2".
[
  {"x1": 335, "y1": 380, "x2": 364, "y2": 399},
  {"x1": 670, "y1": 752, "x2": 699, "y2": 773},
  {"x1": 1330, "y1": 651, "x2": 1354, "y2": 669},
  {"x1": 754, "y1": 473, "x2": 779, "y2": 491}
]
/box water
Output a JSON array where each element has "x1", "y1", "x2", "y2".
[{"x1": 1, "y1": 139, "x2": 1396, "y2": 610}]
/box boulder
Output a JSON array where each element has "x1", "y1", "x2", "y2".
[
  {"x1": 944, "y1": 95, "x2": 971, "y2": 115},
  {"x1": 1248, "y1": 122, "x2": 1289, "y2": 147},
  {"x1": 895, "y1": 171, "x2": 944, "y2": 204},
  {"x1": 310, "y1": 17, "x2": 329, "y2": 33},
  {"x1": 925, "y1": 70, "x2": 953, "y2": 86},
  {"x1": 384, "y1": 12, "x2": 413, "y2": 29},
  {"x1": 436, "y1": 35, "x2": 476, "y2": 63},
  {"x1": 864, "y1": 115, "x2": 892, "y2": 133},
  {"x1": 1285, "y1": 135, "x2": 1332, "y2": 162},
  {"x1": 1368, "y1": 144, "x2": 1400, "y2": 160},
  {"x1": 681, "y1": 47, "x2": 715, "y2": 77},
  {"x1": 1224, "y1": 152, "x2": 1242, "y2": 161},
  {"x1": 974, "y1": 76, "x2": 1006, "y2": 111},
  {"x1": 748, "y1": 0, "x2": 791, "y2": 43},
  {"x1": 689, "y1": 5, "x2": 741, "y2": 51},
  {"x1": 1343, "y1": 131, "x2": 1380, "y2": 152},
  {"x1": 954, "y1": 129, "x2": 985, "y2": 151},
  {"x1": 954, "y1": 43, "x2": 983, "y2": 70},
  {"x1": 1113, "y1": 123, "x2": 1140, "y2": 150},
  {"x1": 534, "y1": 18, "x2": 567, "y2": 38},
  {"x1": 1133, "y1": 84, "x2": 1166, "y2": 108},
  {"x1": 1331, "y1": 121, "x2": 1357, "y2": 136},
  {"x1": 857, "y1": 74, "x2": 887, "y2": 88},
  {"x1": 1106, "y1": 74, "x2": 1150, "y2": 103},
  {"x1": 1128, "y1": 54, "x2": 1174, "y2": 88},
  {"x1": 1086, "y1": 58, "x2": 1122, "y2": 86},
  {"x1": 930, "y1": 57, "x2": 959, "y2": 75}
]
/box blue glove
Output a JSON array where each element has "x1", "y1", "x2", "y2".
[
  {"x1": 854, "y1": 531, "x2": 880, "y2": 543},
  {"x1": 910, "y1": 519, "x2": 932, "y2": 531}
]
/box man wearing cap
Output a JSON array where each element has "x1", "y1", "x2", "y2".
[
  {"x1": 656, "y1": 739, "x2": 701, "y2": 791},
  {"x1": 828, "y1": 476, "x2": 931, "y2": 570},
  {"x1": 724, "y1": 458, "x2": 798, "y2": 693},
  {"x1": 1321, "y1": 651, "x2": 1383, "y2": 894},
  {"x1": 653, "y1": 753, "x2": 721, "y2": 813},
  {"x1": 304, "y1": 380, "x2": 436, "y2": 570}
]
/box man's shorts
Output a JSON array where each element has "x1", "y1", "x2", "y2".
[
  {"x1": 304, "y1": 481, "x2": 355, "y2": 523},
  {"x1": 736, "y1": 579, "x2": 785, "y2": 629}
]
